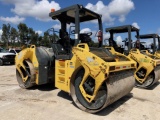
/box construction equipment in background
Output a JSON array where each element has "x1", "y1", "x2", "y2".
[
  {"x1": 105, "y1": 25, "x2": 160, "y2": 88},
  {"x1": 15, "y1": 5, "x2": 136, "y2": 113},
  {"x1": 139, "y1": 34, "x2": 160, "y2": 57}
]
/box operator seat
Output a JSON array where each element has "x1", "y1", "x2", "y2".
[
  {"x1": 79, "y1": 33, "x2": 91, "y2": 43},
  {"x1": 109, "y1": 38, "x2": 123, "y2": 54},
  {"x1": 51, "y1": 29, "x2": 71, "y2": 59},
  {"x1": 58, "y1": 30, "x2": 71, "y2": 52}
]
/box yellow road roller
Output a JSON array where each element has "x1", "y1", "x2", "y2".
[
  {"x1": 139, "y1": 34, "x2": 160, "y2": 58},
  {"x1": 15, "y1": 5, "x2": 136, "y2": 113},
  {"x1": 105, "y1": 25, "x2": 160, "y2": 88}
]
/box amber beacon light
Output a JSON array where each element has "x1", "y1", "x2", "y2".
[{"x1": 51, "y1": 8, "x2": 55, "y2": 12}]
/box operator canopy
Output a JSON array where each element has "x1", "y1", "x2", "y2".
[
  {"x1": 139, "y1": 34, "x2": 160, "y2": 39},
  {"x1": 105, "y1": 25, "x2": 139, "y2": 33},
  {"x1": 49, "y1": 4, "x2": 102, "y2": 23}
]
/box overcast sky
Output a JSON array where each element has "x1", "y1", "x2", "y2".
[{"x1": 0, "y1": 0, "x2": 160, "y2": 46}]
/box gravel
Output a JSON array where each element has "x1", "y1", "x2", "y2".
[{"x1": 0, "y1": 65, "x2": 160, "y2": 120}]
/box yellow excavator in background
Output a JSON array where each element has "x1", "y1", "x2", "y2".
[
  {"x1": 15, "y1": 5, "x2": 136, "y2": 113},
  {"x1": 105, "y1": 25, "x2": 160, "y2": 88}
]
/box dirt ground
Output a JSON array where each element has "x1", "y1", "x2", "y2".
[{"x1": 0, "y1": 65, "x2": 160, "y2": 120}]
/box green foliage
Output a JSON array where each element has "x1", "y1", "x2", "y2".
[
  {"x1": 41, "y1": 31, "x2": 50, "y2": 47},
  {"x1": 17, "y1": 23, "x2": 29, "y2": 45},
  {"x1": 1, "y1": 23, "x2": 102, "y2": 49},
  {"x1": 1, "y1": 23, "x2": 47, "y2": 48},
  {"x1": 40, "y1": 30, "x2": 59, "y2": 47},
  {"x1": 1, "y1": 23, "x2": 11, "y2": 48},
  {"x1": 10, "y1": 27, "x2": 18, "y2": 47}
]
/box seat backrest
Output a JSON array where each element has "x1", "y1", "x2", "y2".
[{"x1": 79, "y1": 33, "x2": 91, "y2": 43}]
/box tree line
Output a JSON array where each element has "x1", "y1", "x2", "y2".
[
  {"x1": 0, "y1": 23, "x2": 57, "y2": 49},
  {"x1": 0, "y1": 23, "x2": 99, "y2": 49}
]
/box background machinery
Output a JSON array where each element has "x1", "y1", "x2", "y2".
[
  {"x1": 105, "y1": 25, "x2": 160, "y2": 88},
  {"x1": 139, "y1": 34, "x2": 160, "y2": 57},
  {"x1": 15, "y1": 5, "x2": 136, "y2": 113}
]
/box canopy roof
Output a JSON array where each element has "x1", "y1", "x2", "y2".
[
  {"x1": 105, "y1": 25, "x2": 139, "y2": 33},
  {"x1": 49, "y1": 4, "x2": 101, "y2": 23}
]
